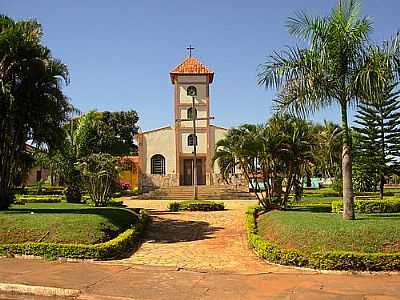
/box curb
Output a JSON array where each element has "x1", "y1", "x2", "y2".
[{"x1": 0, "y1": 282, "x2": 80, "y2": 298}]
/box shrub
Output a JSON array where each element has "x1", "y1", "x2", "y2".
[
  {"x1": 332, "y1": 199, "x2": 400, "y2": 213},
  {"x1": 112, "y1": 188, "x2": 139, "y2": 198},
  {"x1": 168, "y1": 200, "x2": 224, "y2": 211},
  {"x1": 246, "y1": 206, "x2": 400, "y2": 271},
  {"x1": 0, "y1": 209, "x2": 149, "y2": 260},
  {"x1": 80, "y1": 154, "x2": 119, "y2": 207},
  {"x1": 15, "y1": 195, "x2": 63, "y2": 205},
  {"x1": 64, "y1": 184, "x2": 82, "y2": 203},
  {"x1": 107, "y1": 198, "x2": 125, "y2": 207},
  {"x1": 331, "y1": 177, "x2": 343, "y2": 196}
]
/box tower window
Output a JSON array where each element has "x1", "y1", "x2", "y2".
[
  {"x1": 187, "y1": 107, "x2": 197, "y2": 120},
  {"x1": 188, "y1": 134, "x2": 198, "y2": 146},
  {"x1": 151, "y1": 154, "x2": 165, "y2": 175},
  {"x1": 187, "y1": 86, "x2": 197, "y2": 96}
]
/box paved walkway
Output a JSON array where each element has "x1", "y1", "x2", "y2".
[
  {"x1": 115, "y1": 199, "x2": 294, "y2": 273},
  {"x1": 1, "y1": 259, "x2": 400, "y2": 299}
]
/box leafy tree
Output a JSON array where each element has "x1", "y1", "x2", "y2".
[
  {"x1": 0, "y1": 16, "x2": 72, "y2": 209},
  {"x1": 354, "y1": 84, "x2": 400, "y2": 198},
  {"x1": 51, "y1": 110, "x2": 139, "y2": 202},
  {"x1": 257, "y1": 0, "x2": 400, "y2": 219},
  {"x1": 97, "y1": 111, "x2": 139, "y2": 155}
]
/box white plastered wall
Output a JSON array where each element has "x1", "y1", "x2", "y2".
[
  {"x1": 142, "y1": 127, "x2": 176, "y2": 175},
  {"x1": 179, "y1": 107, "x2": 208, "y2": 128},
  {"x1": 181, "y1": 132, "x2": 207, "y2": 154}
]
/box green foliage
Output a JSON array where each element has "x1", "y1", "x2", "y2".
[
  {"x1": 168, "y1": 200, "x2": 224, "y2": 212},
  {"x1": 354, "y1": 84, "x2": 400, "y2": 197},
  {"x1": 246, "y1": 207, "x2": 400, "y2": 271},
  {"x1": 312, "y1": 121, "x2": 342, "y2": 178},
  {"x1": 331, "y1": 177, "x2": 343, "y2": 196},
  {"x1": 64, "y1": 184, "x2": 82, "y2": 203},
  {"x1": 246, "y1": 207, "x2": 307, "y2": 267},
  {"x1": 16, "y1": 185, "x2": 65, "y2": 195},
  {"x1": 0, "y1": 209, "x2": 149, "y2": 260},
  {"x1": 332, "y1": 199, "x2": 400, "y2": 214},
  {"x1": 0, "y1": 15, "x2": 72, "y2": 210},
  {"x1": 80, "y1": 154, "x2": 119, "y2": 207},
  {"x1": 65, "y1": 110, "x2": 139, "y2": 157},
  {"x1": 213, "y1": 114, "x2": 314, "y2": 210},
  {"x1": 112, "y1": 188, "x2": 139, "y2": 198},
  {"x1": 14, "y1": 195, "x2": 63, "y2": 204},
  {"x1": 107, "y1": 198, "x2": 126, "y2": 207}
]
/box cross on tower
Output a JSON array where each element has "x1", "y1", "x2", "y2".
[{"x1": 186, "y1": 45, "x2": 195, "y2": 57}]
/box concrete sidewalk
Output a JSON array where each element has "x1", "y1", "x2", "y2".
[{"x1": 1, "y1": 258, "x2": 400, "y2": 300}]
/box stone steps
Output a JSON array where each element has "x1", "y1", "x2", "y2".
[{"x1": 137, "y1": 186, "x2": 256, "y2": 200}]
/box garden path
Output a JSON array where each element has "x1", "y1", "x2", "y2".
[{"x1": 115, "y1": 200, "x2": 301, "y2": 274}]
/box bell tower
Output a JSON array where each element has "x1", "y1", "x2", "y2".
[{"x1": 170, "y1": 56, "x2": 214, "y2": 186}]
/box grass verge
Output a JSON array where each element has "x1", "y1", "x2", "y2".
[
  {"x1": 0, "y1": 203, "x2": 138, "y2": 244},
  {"x1": 0, "y1": 204, "x2": 149, "y2": 260},
  {"x1": 246, "y1": 206, "x2": 400, "y2": 271}
]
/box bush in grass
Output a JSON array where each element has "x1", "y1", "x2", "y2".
[
  {"x1": 112, "y1": 188, "x2": 139, "y2": 198},
  {"x1": 332, "y1": 199, "x2": 400, "y2": 213},
  {"x1": 168, "y1": 200, "x2": 224, "y2": 211},
  {"x1": 107, "y1": 198, "x2": 125, "y2": 207},
  {"x1": 331, "y1": 177, "x2": 343, "y2": 196},
  {"x1": 246, "y1": 206, "x2": 400, "y2": 271},
  {"x1": 64, "y1": 184, "x2": 82, "y2": 203},
  {"x1": 80, "y1": 154, "x2": 119, "y2": 207}
]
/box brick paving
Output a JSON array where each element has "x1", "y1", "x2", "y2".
[{"x1": 115, "y1": 200, "x2": 299, "y2": 273}]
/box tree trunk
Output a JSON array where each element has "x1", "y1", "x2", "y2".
[
  {"x1": 380, "y1": 174, "x2": 384, "y2": 200},
  {"x1": 341, "y1": 103, "x2": 355, "y2": 220}
]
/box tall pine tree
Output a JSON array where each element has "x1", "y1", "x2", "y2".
[{"x1": 354, "y1": 83, "x2": 400, "y2": 198}]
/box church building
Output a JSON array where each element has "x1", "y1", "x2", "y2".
[{"x1": 137, "y1": 56, "x2": 231, "y2": 191}]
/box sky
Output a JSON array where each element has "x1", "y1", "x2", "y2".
[{"x1": 2, "y1": 0, "x2": 400, "y2": 131}]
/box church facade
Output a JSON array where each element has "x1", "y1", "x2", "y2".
[{"x1": 137, "y1": 56, "x2": 234, "y2": 191}]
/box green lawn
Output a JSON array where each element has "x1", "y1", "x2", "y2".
[
  {"x1": 258, "y1": 210, "x2": 400, "y2": 254},
  {"x1": 0, "y1": 203, "x2": 139, "y2": 244}
]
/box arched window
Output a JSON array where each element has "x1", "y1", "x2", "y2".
[
  {"x1": 151, "y1": 154, "x2": 165, "y2": 175},
  {"x1": 188, "y1": 134, "x2": 198, "y2": 146},
  {"x1": 187, "y1": 107, "x2": 197, "y2": 120},
  {"x1": 186, "y1": 86, "x2": 197, "y2": 96}
]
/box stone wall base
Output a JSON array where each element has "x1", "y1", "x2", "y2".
[{"x1": 140, "y1": 173, "x2": 248, "y2": 192}]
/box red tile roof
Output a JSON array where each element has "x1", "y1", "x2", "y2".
[{"x1": 170, "y1": 57, "x2": 214, "y2": 83}]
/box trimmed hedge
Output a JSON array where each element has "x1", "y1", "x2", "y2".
[
  {"x1": 112, "y1": 189, "x2": 139, "y2": 198},
  {"x1": 168, "y1": 200, "x2": 224, "y2": 212},
  {"x1": 246, "y1": 206, "x2": 400, "y2": 271},
  {"x1": 332, "y1": 199, "x2": 400, "y2": 213},
  {"x1": 0, "y1": 209, "x2": 149, "y2": 260},
  {"x1": 14, "y1": 186, "x2": 65, "y2": 195},
  {"x1": 15, "y1": 195, "x2": 63, "y2": 205}
]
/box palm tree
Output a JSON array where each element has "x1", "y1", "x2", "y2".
[
  {"x1": 0, "y1": 15, "x2": 72, "y2": 209},
  {"x1": 314, "y1": 121, "x2": 342, "y2": 179},
  {"x1": 213, "y1": 116, "x2": 315, "y2": 210},
  {"x1": 257, "y1": 0, "x2": 400, "y2": 219}
]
